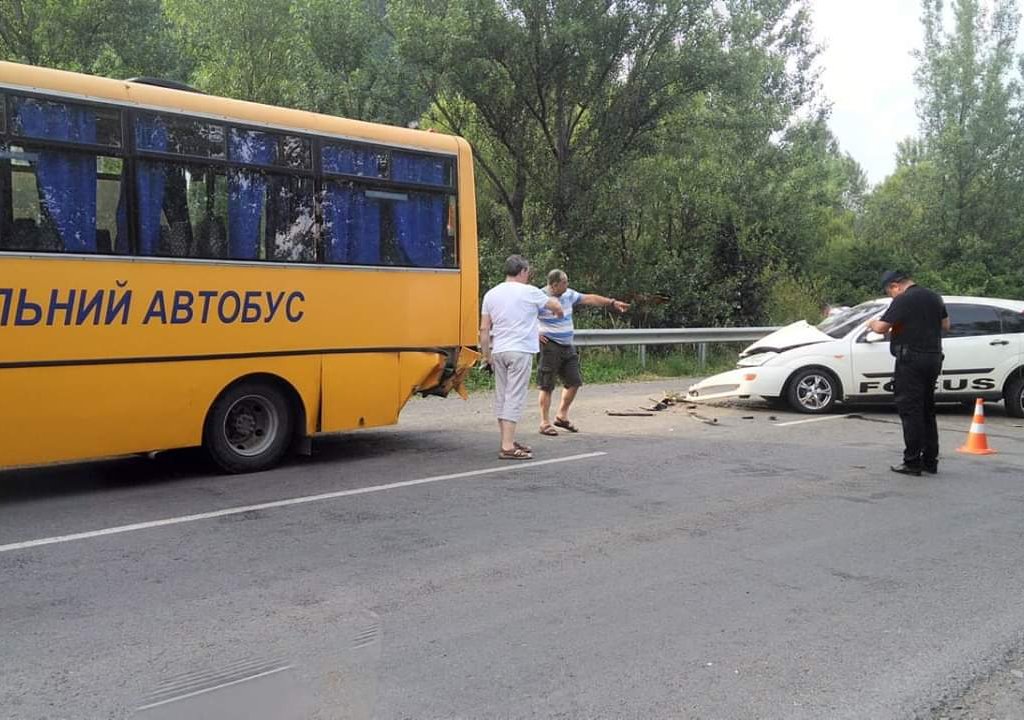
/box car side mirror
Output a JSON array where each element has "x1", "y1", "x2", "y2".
[{"x1": 865, "y1": 331, "x2": 885, "y2": 343}]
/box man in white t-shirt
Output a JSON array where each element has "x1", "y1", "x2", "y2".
[{"x1": 480, "y1": 255, "x2": 563, "y2": 460}]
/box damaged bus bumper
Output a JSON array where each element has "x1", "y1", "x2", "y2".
[{"x1": 414, "y1": 346, "x2": 481, "y2": 401}]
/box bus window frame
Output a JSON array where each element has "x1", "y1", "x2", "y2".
[
  {"x1": 3, "y1": 93, "x2": 125, "y2": 154},
  {"x1": 0, "y1": 85, "x2": 461, "y2": 270}
]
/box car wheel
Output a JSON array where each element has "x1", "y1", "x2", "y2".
[
  {"x1": 786, "y1": 368, "x2": 840, "y2": 414},
  {"x1": 204, "y1": 379, "x2": 294, "y2": 473},
  {"x1": 1005, "y1": 376, "x2": 1024, "y2": 419}
]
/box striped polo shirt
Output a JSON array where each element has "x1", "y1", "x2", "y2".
[{"x1": 538, "y1": 287, "x2": 582, "y2": 345}]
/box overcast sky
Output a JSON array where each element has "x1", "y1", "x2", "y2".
[
  {"x1": 810, "y1": 0, "x2": 924, "y2": 186},
  {"x1": 811, "y1": 0, "x2": 1024, "y2": 185}
]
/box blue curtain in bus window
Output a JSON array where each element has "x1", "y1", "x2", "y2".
[
  {"x1": 323, "y1": 184, "x2": 381, "y2": 264},
  {"x1": 393, "y1": 193, "x2": 444, "y2": 267},
  {"x1": 321, "y1": 144, "x2": 386, "y2": 178},
  {"x1": 13, "y1": 98, "x2": 97, "y2": 252},
  {"x1": 134, "y1": 116, "x2": 169, "y2": 255},
  {"x1": 391, "y1": 152, "x2": 446, "y2": 186},
  {"x1": 227, "y1": 131, "x2": 275, "y2": 259},
  {"x1": 390, "y1": 154, "x2": 445, "y2": 267}
]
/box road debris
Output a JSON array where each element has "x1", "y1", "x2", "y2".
[
  {"x1": 605, "y1": 410, "x2": 654, "y2": 417},
  {"x1": 687, "y1": 410, "x2": 719, "y2": 425},
  {"x1": 640, "y1": 392, "x2": 690, "y2": 412},
  {"x1": 642, "y1": 400, "x2": 670, "y2": 412}
]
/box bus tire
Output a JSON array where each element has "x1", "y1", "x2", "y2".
[{"x1": 204, "y1": 379, "x2": 294, "y2": 473}]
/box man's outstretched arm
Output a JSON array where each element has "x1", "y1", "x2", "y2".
[{"x1": 579, "y1": 294, "x2": 629, "y2": 313}]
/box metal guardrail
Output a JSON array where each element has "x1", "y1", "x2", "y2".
[
  {"x1": 572, "y1": 327, "x2": 780, "y2": 347},
  {"x1": 572, "y1": 326, "x2": 781, "y2": 368}
]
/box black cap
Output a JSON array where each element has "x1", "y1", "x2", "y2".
[{"x1": 880, "y1": 270, "x2": 908, "y2": 291}]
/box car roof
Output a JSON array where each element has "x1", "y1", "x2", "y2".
[{"x1": 867, "y1": 295, "x2": 1024, "y2": 312}]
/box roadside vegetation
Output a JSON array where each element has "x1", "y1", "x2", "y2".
[
  {"x1": 6, "y1": 0, "x2": 1021, "y2": 320},
  {"x1": 463, "y1": 345, "x2": 738, "y2": 393}
]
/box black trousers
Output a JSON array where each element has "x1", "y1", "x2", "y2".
[{"x1": 893, "y1": 352, "x2": 943, "y2": 467}]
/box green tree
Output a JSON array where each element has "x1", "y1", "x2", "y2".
[
  {"x1": 391, "y1": 0, "x2": 721, "y2": 260},
  {"x1": 162, "y1": 0, "x2": 427, "y2": 121},
  {"x1": 164, "y1": 0, "x2": 304, "y2": 104},
  {"x1": 0, "y1": 0, "x2": 187, "y2": 79},
  {"x1": 843, "y1": 0, "x2": 1024, "y2": 301},
  {"x1": 296, "y1": 0, "x2": 429, "y2": 123},
  {"x1": 589, "y1": 0, "x2": 853, "y2": 325}
]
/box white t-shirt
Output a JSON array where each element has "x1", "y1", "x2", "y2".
[{"x1": 481, "y1": 281, "x2": 550, "y2": 354}]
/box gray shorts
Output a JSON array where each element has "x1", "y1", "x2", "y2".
[
  {"x1": 492, "y1": 351, "x2": 533, "y2": 423},
  {"x1": 537, "y1": 341, "x2": 583, "y2": 391}
]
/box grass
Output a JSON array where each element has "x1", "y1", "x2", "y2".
[{"x1": 464, "y1": 344, "x2": 739, "y2": 393}]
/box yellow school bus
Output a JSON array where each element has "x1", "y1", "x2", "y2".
[{"x1": 0, "y1": 61, "x2": 479, "y2": 472}]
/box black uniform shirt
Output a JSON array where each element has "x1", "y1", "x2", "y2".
[{"x1": 880, "y1": 284, "x2": 947, "y2": 353}]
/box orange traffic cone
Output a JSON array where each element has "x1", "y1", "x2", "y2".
[{"x1": 957, "y1": 399, "x2": 997, "y2": 455}]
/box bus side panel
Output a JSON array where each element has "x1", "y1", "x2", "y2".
[
  {"x1": 0, "y1": 259, "x2": 463, "y2": 366},
  {"x1": 320, "y1": 353, "x2": 400, "y2": 433},
  {"x1": 398, "y1": 351, "x2": 448, "y2": 407},
  {"x1": 0, "y1": 357, "x2": 319, "y2": 468},
  {"x1": 455, "y1": 138, "x2": 480, "y2": 348}
]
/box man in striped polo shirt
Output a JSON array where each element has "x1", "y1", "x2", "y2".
[{"x1": 537, "y1": 269, "x2": 630, "y2": 435}]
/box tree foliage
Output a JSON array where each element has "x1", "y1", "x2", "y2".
[
  {"x1": 3, "y1": 0, "x2": 1022, "y2": 326},
  {"x1": 0, "y1": 0, "x2": 187, "y2": 79},
  {"x1": 825, "y1": 0, "x2": 1024, "y2": 302}
]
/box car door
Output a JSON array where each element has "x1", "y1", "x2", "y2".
[
  {"x1": 850, "y1": 325, "x2": 896, "y2": 398},
  {"x1": 940, "y1": 303, "x2": 1006, "y2": 399},
  {"x1": 996, "y1": 306, "x2": 1024, "y2": 397}
]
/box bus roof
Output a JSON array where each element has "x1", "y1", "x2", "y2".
[{"x1": 0, "y1": 61, "x2": 462, "y2": 155}]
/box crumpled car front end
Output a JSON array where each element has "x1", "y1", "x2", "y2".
[
  {"x1": 686, "y1": 321, "x2": 835, "y2": 403},
  {"x1": 686, "y1": 365, "x2": 792, "y2": 403}
]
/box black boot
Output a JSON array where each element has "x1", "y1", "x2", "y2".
[{"x1": 890, "y1": 463, "x2": 922, "y2": 476}]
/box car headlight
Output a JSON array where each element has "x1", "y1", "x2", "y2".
[{"x1": 737, "y1": 353, "x2": 775, "y2": 367}]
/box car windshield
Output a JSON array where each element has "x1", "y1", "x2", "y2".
[{"x1": 816, "y1": 302, "x2": 886, "y2": 339}]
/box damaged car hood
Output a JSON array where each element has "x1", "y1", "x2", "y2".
[{"x1": 740, "y1": 321, "x2": 834, "y2": 357}]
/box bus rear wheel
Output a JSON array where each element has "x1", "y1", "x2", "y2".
[{"x1": 205, "y1": 380, "x2": 294, "y2": 473}]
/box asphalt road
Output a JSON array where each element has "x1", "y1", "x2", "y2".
[{"x1": 2, "y1": 380, "x2": 1024, "y2": 720}]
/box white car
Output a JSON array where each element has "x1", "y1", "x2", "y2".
[{"x1": 687, "y1": 296, "x2": 1024, "y2": 417}]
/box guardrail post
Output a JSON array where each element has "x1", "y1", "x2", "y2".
[
  {"x1": 698, "y1": 343, "x2": 707, "y2": 369},
  {"x1": 638, "y1": 345, "x2": 647, "y2": 369}
]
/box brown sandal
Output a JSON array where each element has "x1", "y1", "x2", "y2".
[
  {"x1": 553, "y1": 417, "x2": 579, "y2": 433},
  {"x1": 514, "y1": 441, "x2": 533, "y2": 453},
  {"x1": 499, "y1": 447, "x2": 533, "y2": 460},
  {"x1": 539, "y1": 425, "x2": 558, "y2": 436}
]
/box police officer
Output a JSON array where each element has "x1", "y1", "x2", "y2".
[{"x1": 868, "y1": 271, "x2": 951, "y2": 476}]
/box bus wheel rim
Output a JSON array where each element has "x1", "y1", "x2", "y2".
[{"x1": 223, "y1": 394, "x2": 280, "y2": 457}]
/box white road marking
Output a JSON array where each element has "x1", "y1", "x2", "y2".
[
  {"x1": 0, "y1": 452, "x2": 607, "y2": 554},
  {"x1": 135, "y1": 665, "x2": 293, "y2": 711},
  {"x1": 773, "y1": 414, "x2": 854, "y2": 427}
]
